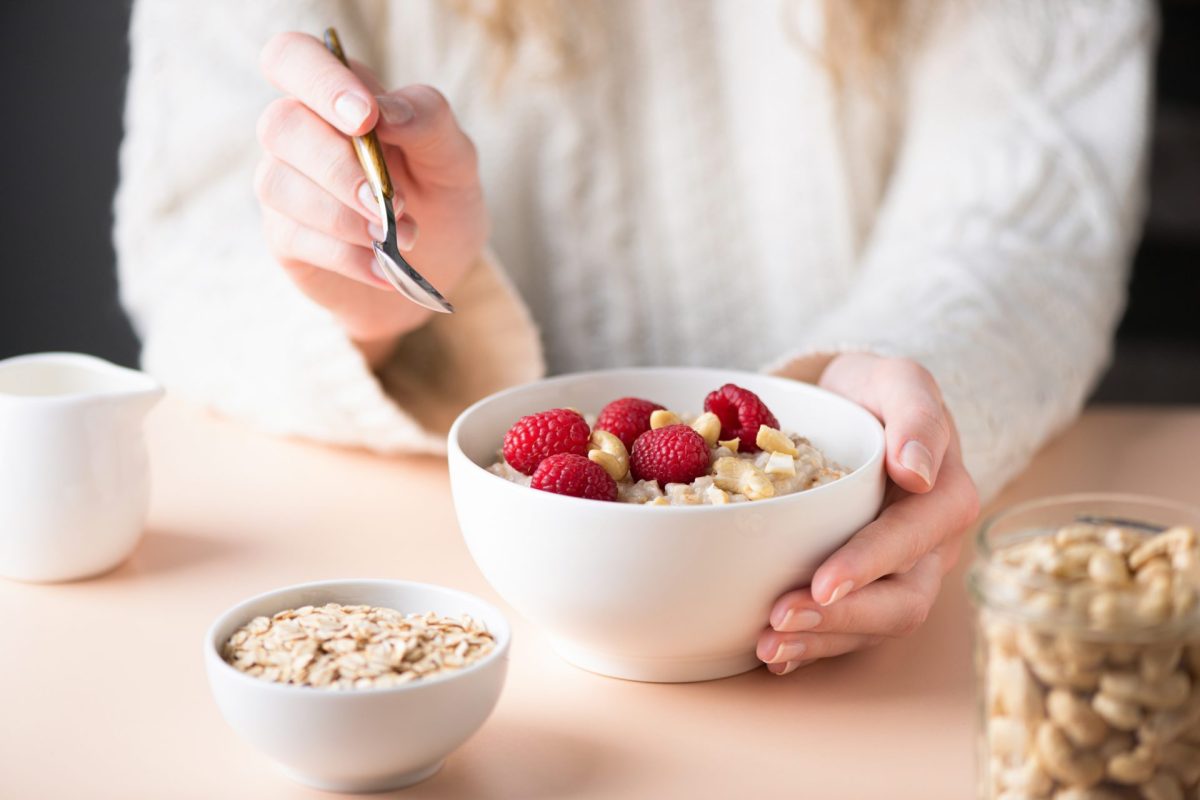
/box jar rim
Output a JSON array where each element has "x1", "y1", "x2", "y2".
[
  {"x1": 975, "y1": 492, "x2": 1200, "y2": 561},
  {"x1": 969, "y1": 493, "x2": 1200, "y2": 639}
]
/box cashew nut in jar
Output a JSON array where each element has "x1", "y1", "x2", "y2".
[
  {"x1": 1047, "y1": 689, "x2": 1108, "y2": 748},
  {"x1": 1034, "y1": 721, "x2": 1105, "y2": 788},
  {"x1": 972, "y1": 512, "x2": 1200, "y2": 800}
]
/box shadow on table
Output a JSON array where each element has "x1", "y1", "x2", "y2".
[
  {"x1": 103, "y1": 528, "x2": 246, "y2": 581},
  {"x1": 393, "y1": 721, "x2": 642, "y2": 800}
]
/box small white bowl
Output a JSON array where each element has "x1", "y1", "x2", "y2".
[
  {"x1": 204, "y1": 579, "x2": 511, "y2": 793},
  {"x1": 448, "y1": 367, "x2": 886, "y2": 683}
]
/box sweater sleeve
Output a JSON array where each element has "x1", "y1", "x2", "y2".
[
  {"x1": 768, "y1": 1, "x2": 1155, "y2": 500},
  {"x1": 114, "y1": 0, "x2": 543, "y2": 454}
]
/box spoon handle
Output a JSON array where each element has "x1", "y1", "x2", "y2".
[{"x1": 322, "y1": 27, "x2": 394, "y2": 202}]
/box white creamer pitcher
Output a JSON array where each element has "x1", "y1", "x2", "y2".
[{"x1": 0, "y1": 352, "x2": 162, "y2": 582}]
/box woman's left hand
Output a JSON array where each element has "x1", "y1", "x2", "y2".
[{"x1": 757, "y1": 353, "x2": 980, "y2": 675}]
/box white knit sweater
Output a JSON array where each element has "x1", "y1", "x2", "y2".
[{"x1": 115, "y1": 0, "x2": 1154, "y2": 500}]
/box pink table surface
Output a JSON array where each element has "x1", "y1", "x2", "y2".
[{"x1": 2, "y1": 400, "x2": 1198, "y2": 799}]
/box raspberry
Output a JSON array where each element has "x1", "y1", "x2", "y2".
[
  {"x1": 629, "y1": 425, "x2": 711, "y2": 485},
  {"x1": 502, "y1": 408, "x2": 591, "y2": 475},
  {"x1": 702, "y1": 383, "x2": 779, "y2": 453},
  {"x1": 594, "y1": 397, "x2": 665, "y2": 451},
  {"x1": 529, "y1": 453, "x2": 618, "y2": 501}
]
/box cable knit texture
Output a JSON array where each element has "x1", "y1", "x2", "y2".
[{"x1": 115, "y1": 0, "x2": 1153, "y2": 499}]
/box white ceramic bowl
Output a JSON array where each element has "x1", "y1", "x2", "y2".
[
  {"x1": 204, "y1": 579, "x2": 511, "y2": 793},
  {"x1": 448, "y1": 367, "x2": 886, "y2": 683}
]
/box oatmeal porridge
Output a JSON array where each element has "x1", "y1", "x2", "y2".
[{"x1": 487, "y1": 383, "x2": 846, "y2": 504}]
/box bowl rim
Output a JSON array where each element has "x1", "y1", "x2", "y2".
[
  {"x1": 204, "y1": 578, "x2": 511, "y2": 697},
  {"x1": 447, "y1": 366, "x2": 886, "y2": 513}
]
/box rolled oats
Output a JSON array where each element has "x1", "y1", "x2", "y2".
[{"x1": 222, "y1": 604, "x2": 495, "y2": 689}]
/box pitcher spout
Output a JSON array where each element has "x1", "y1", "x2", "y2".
[{"x1": 0, "y1": 352, "x2": 163, "y2": 415}]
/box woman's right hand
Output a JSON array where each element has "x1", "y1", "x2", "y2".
[{"x1": 255, "y1": 32, "x2": 488, "y2": 362}]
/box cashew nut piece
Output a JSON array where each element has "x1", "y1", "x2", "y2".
[
  {"x1": 1105, "y1": 744, "x2": 1156, "y2": 784},
  {"x1": 1088, "y1": 548, "x2": 1131, "y2": 586},
  {"x1": 764, "y1": 451, "x2": 796, "y2": 477},
  {"x1": 755, "y1": 425, "x2": 798, "y2": 456},
  {"x1": 987, "y1": 716, "x2": 1029, "y2": 761},
  {"x1": 704, "y1": 484, "x2": 730, "y2": 505},
  {"x1": 1136, "y1": 557, "x2": 1173, "y2": 585},
  {"x1": 1034, "y1": 721, "x2": 1105, "y2": 788},
  {"x1": 717, "y1": 437, "x2": 740, "y2": 452},
  {"x1": 994, "y1": 656, "x2": 1044, "y2": 722},
  {"x1": 1051, "y1": 543, "x2": 1104, "y2": 580},
  {"x1": 1092, "y1": 692, "x2": 1144, "y2": 731},
  {"x1": 649, "y1": 409, "x2": 681, "y2": 430},
  {"x1": 1047, "y1": 689, "x2": 1108, "y2": 748},
  {"x1": 1139, "y1": 685, "x2": 1200, "y2": 745},
  {"x1": 711, "y1": 457, "x2": 774, "y2": 501},
  {"x1": 1099, "y1": 670, "x2": 1191, "y2": 710},
  {"x1": 587, "y1": 429, "x2": 629, "y2": 481},
  {"x1": 1056, "y1": 523, "x2": 1104, "y2": 546},
  {"x1": 690, "y1": 412, "x2": 721, "y2": 446},
  {"x1": 1129, "y1": 527, "x2": 1198, "y2": 570},
  {"x1": 1089, "y1": 591, "x2": 1126, "y2": 630},
  {"x1": 1029, "y1": 653, "x2": 1101, "y2": 692},
  {"x1": 1136, "y1": 578, "x2": 1174, "y2": 625},
  {"x1": 996, "y1": 760, "x2": 1052, "y2": 795}
]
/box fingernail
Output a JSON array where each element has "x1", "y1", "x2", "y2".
[
  {"x1": 777, "y1": 609, "x2": 822, "y2": 632},
  {"x1": 776, "y1": 641, "x2": 807, "y2": 662},
  {"x1": 821, "y1": 580, "x2": 854, "y2": 607},
  {"x1": 899, "y1": 440, "x2": 934, "y2": 487},
  {"x1": 334, "y1": 92, "x2": 371, "y2": 130},
  {"x1": 367, "y1": 222, "x2": 385, "y2": 241},
  {"x1": 770, "y1": 661, "x2": 800, "y2": 676},
  {"x1": 357, "y1": 183, "x2": 379, "y2": 217},
  {"x1": 377, "y1": 95, "x2": 414, "y2": 126}
]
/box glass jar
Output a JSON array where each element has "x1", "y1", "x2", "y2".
[{"x1": 968, "y1": 494, "x2": 1200, "y2": 800}]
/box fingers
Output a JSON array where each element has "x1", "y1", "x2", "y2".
[
  {"x1": 261, "y1": 208, "x2": 387, "y2": 289},
  {"x1": 822, "y1": 355, "x2": 951, "y2": 493},
  {"x1": 758, "y1": 551, "x2": 946, "y2": 673},
  {"x1": 374, "y1": 85, "x2": 479, "y2": 188},
  {"x1": 767, "y1": 551, "x2": 944, "y2": 638},
  {"x1": 255, "y1": 158, "x2": 379, "y2": 246},
  {"x1": 257, "y1": 97, "x2": 404, "y2": 223},
  {"x1": 255, "y1": 157, "x2": 419, "y2": 250},
  {"x1": 758, "y1": 633, "x2": 882, "y2": 669},
  {"x1": 808, "y1": 447, "x2": 979, "y2": 606},
  {"x1": 260, "y1": 32, "x2": 378, "y2": 135}
]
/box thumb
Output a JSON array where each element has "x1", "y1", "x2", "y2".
[{"x1": 374, "y1": 85, "x2": 479, "y2": 187}]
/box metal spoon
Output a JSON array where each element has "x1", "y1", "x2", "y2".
[{"x1": 323, "y1": 27, "x2": 454, "y2": 314}]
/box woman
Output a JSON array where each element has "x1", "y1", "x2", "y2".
[{"x1": 115, "y1": 0, "x2": 1154, "y2": 674}]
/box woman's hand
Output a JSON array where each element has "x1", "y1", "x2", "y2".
[
  {"x1": 255, "y1": 32, "x2": 488, "y2": 362},
  {"x1": 757, "y1": 353, "x2": 981, "y2": 674}
]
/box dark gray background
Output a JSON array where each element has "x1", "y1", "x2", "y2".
[{"x1": 1, "y1": 1, "x2": 1196, "y2": 400}]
